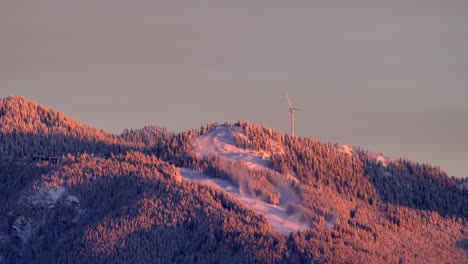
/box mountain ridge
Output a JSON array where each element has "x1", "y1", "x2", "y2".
[
  {"x1": 0, "y1": 96, "x2": 467, "y2": 263},
  {"x1": 0, "y1": 96, "x2": 455, "y2": 174}
]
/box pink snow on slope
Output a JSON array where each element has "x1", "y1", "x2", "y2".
[
  {"x1": 336, "y1": 144, "x2": 354, "y2": 156},
  {"x1": 189, "y1": 126, "x2": 308, "y2": 235},
  {"x1": 195, "y1": 126, "x2": 300, "y2": 204},
  {"x1": 195, "y1": 126, "x2": 272, "y2": 170},
  {"x1": 180, "y1": 168, "x2": 309, "y2": 235}
]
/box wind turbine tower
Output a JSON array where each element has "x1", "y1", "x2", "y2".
[{"x1": 287, "y1": 94, "x2": 302, "y2": 137}]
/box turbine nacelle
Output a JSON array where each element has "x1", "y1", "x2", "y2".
[{"x1": 289, "y1": 107, "x2": 303, "y2": 112}]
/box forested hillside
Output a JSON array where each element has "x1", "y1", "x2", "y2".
[
  {"x1": 0, "y1": 96, "x2": 466, "y2": 264},
  {"x1": 0, "y1": 96, "x2": 134, "y2": 161}
]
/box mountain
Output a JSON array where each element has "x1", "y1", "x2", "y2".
[
  {"x1": 0, "y1": 96, "x2": 467, "y2": 264},
  {"x1": 0, "y1": 96, "x2": 136, "y2": 161}
]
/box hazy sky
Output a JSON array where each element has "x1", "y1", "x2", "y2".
[{"x1": 1, "y1": 0, "x2": 467, "y2": 177}]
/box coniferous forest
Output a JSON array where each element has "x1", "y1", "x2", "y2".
[{"x1": 0, "y1": 96, "x2": 467, "y2": 264}]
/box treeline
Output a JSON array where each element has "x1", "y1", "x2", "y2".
[
  {"x1": 0, "y1": 97, "x2": 197, "y2": 164},
  {"x1": 364, "y1": 157, "x2": 468, "y2": 218},
  {"x1": 235, "y1": 121, "x2": 379, "y2": 204},
  {"x1": 0, "y1": 96, "x2": 135, "y2": 161},
  {"x1": 2, "y1": 152, "x2": 318, "y2": 264},
  {"x1": 235, "y1": 121, "x2": 468, "y2": 218},
  {"x1": 232, "y1": 122, "x2": 467, "y2": 263}
]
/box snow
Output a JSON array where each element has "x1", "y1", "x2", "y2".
[
  {"x1": 66, "y1": 195, "x2": 80, "y2": 204},
  {"x1": 376, "y1": 155, "x2": 388, "y2": 167},
  {"x1": 189, "y1": 126, "x2": 315, "y2": 234},
  {"x1": 180, "y1": 168, "x2": 309, "y2": 235},
  {"x1": 27, "y1": 186, "x2": 82, "y2": 212},
  {"x1": 12, "y1": 216, "x2": 32, "y2": 244},
  {"x1": 195, "y1": 126, "x2": 278, "y2": 171},
  {"x1": 190, "y1": 126, "x2": 310, "y2": 234},
  {"x1": 47, "y1": 186, "x2": 66, "y2": 202},
  {"x1": 195, "y1": 126, "x2": 302, "y2": 205},
  {"x1": 359, "y1": 149, "x2": 391, "y2": 168},
  {"x1": 336, "y1": 144, "x2": 391, "y2": 170},
  {"x1": 336, "y1": 144, "x2": 354, "y2": 156},
  {"x1": 29, "y1": 186, "x2": 66, "y2": 208}
]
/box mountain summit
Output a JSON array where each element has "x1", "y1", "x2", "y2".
[
  {"x1": 0, "y1": 96, "x2": 93, "y2": 134},
  {"x1": 0, "y1": 97, "x2": 467, "y2": 264}
]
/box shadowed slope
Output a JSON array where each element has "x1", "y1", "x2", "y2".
[{"x1": 2, "y1": 153, "x2": 300, "y2": 264}]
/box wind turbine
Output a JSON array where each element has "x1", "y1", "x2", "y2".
[{"x1": 287, "y1": 94, "x2": 302, "y2": 137}]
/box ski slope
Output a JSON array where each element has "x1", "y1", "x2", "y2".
[
  {"x1": 180, "y1": 168, "x2": 309, "y2": 235},
  {"x1": 194, "y1": 126, "x2": 273, "y2": 171},
  {"x1": 186, "y1": 126, "x2": 309, "y2": 235}
]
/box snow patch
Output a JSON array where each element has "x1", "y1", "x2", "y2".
[
  {"x1": 195, "y1": 126, "x2": 299, "y2": 202},
  {"x1": 376, "y1": 155, "x2": 388, "y2": 167},
  {"x1": 190, "y1": 126, "x2": 311, "y2": 234},
  {"x1": 195, "y1": 126, "x2": 274, "y2": 171},
  {"x1": 336, "y1": 144, "x2": 354, "y2": 156},
  {"x1": 28, "y1": 186, "x2": 69, "y2": 209},
  {"x1": 47, "y1": 186, "x2": 66, "y2": 202},
  {"x1": 12, "y1": 216, "x2": 32, "y2": 244},
  {"x1": 66, "y1": 195, "x2": 80, "y2": 204},
  {"x1": 180, "y1": 168, "x2": 308, "y2": 235}
]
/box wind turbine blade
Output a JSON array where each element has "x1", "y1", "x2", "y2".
[
  {"x1": 294, "y1": 108, "x2": 304, "y2": 111},
  {"x1": 287, "y1": 94, "x2": 293, "y2": 109}
]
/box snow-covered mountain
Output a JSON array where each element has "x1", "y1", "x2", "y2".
[{"x1": 0, "y1": 96, "x2": 467, "y2": 264}]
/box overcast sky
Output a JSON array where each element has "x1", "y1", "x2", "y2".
[{"x1": 1, "y1": 0, "x2": 467, "y2": 177}]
